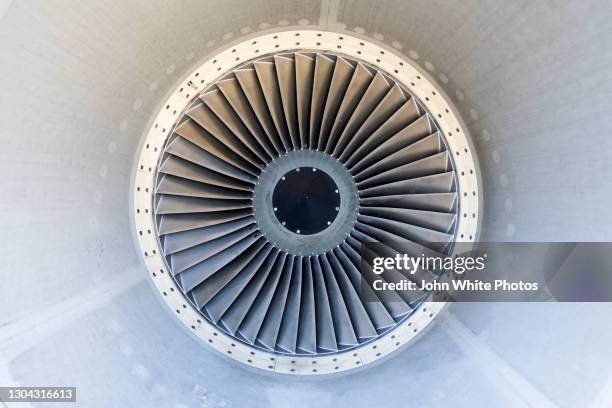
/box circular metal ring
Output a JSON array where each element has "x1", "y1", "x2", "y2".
[{"x1": 131, "y1": 29, "x2": 481, "y2": 375}]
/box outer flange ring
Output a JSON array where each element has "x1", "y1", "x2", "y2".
[{"x1": 131, "y1": 29, "x2": 481, "y2": 375}]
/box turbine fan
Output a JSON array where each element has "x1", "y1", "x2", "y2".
[{"x1": 153, "y1": 51, "x2": 458, "y2": 356}]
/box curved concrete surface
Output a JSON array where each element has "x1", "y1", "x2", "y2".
[{"x1": 1, "y1": 1, "x2": 611, "y2": 406}]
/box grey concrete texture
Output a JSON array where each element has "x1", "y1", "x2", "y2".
[{"x1": 0, "y1": 0, "x2": 611, "y2": 407}]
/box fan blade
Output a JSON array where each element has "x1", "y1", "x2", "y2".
[
  {"x1": 309, "y1": 53, "x2": 336, "y2": 149},
  {"x1": 332, "y1": 72, "x2": 391, "y2": 157},
  {"x1": 254, "y1": 61, "x2": 292, "y2": 152},
  {"x1": 295, "y1": 53, "x2": 315, "y2": 149},
  {"x1": 274, "y1": 55, "x2": 300, "y2": 150},
  {"x1": 317, "y1": 57, "x2": 355, "y2": 150}
]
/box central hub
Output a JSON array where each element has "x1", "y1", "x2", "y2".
[
  {"x1": 252, "y1": 149, "x2": 358, "y2": 254},
  {"x1": 272, "y1": 167, "x2": 340, "y2": 235}
]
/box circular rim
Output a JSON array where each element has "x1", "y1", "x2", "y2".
[{"x1": 131, "y1": 30, "x2": 480, "y2": 375}]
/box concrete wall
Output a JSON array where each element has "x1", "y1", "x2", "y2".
[{"x1": 0, "y1": 1, "x2": 611, "y2": 407}]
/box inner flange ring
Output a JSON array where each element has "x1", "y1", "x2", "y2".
[{"x1": 253, "y1": 150, "x2": 358, "y2": 255}]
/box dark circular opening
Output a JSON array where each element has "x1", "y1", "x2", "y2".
[{"x1": 272, "y1": 167, "x2": 340, "y2": 235}]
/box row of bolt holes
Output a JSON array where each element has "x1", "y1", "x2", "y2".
[
  {"x1": 136, "y1": 178, "x2": 154, "y2": 246},
  {"x1": 136, "y1": 175, "x2": 153, "y2": 256},
  {"x1": 135, "y1": 183, "x2": 152, "y2": 240},
  {"x1": 137, "y1": 133, "x2": 159, "y2": 262},
  {"x1": 215, "y1": 322, "x2": 423, "y2": 372}
]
